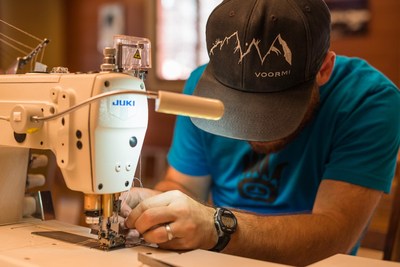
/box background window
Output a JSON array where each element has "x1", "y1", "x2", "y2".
[{"x1": 155, "y1": 0, "x2": 222, "y2": 81}]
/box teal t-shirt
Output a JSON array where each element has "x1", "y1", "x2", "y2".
[{"x1": 167, "y1": 56, "x2": 400, "y2": 251}]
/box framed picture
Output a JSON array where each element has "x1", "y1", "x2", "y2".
[{"x1": 325, "y1": 0, "x2": 370, "y2": 37}]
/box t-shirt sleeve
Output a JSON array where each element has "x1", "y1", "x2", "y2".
[
  {"x1": 167, "y1": 65, "x2": 210, "y2": 176},
  {"x1": 323, "y1": 84, "x2": 400, "y2": 193}
]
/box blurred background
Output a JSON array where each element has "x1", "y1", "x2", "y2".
[{"x1": 0, "y1": 0, "x2": 399, "y2": 260}]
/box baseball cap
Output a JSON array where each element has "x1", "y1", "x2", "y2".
[{"x1": 191, "y1": 0, "x2": 331, "y2": 141}]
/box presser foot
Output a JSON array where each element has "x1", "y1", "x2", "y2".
[
  {"x1": 90, "y1": 221, "x2": 129, "y2": 250},
  {"x1": 97, "y1": 231, "x2": 126, "y2": 250}
]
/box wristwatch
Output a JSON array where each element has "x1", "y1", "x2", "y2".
[{"x1": 210, "y1": 207, "x2": 237, "y2": 252}]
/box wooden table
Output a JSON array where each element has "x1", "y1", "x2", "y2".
[{"x1": 1, "y1": 219, "x2": 399, "y2": 267}]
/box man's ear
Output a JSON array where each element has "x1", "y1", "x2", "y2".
[{"x1": 316, "y1": 51, "x2": 336, "y2": 86}]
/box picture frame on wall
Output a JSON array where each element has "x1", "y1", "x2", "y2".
[{"x1": 325, "y1": 0, "x2": 370, "y2": 37}]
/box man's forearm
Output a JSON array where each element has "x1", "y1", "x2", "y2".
[
  {"x1": 225, "y1": 211, "x2": 358, "y2": 266},
  {"x1": 154, "y1": 179, "x2": 195, "y2": 196},
  {"x1": 154, "y1": 167, "x2": 212, "y2": 202},
  {"x1": 223, "y1": 180, "x2": 382, "y2": 266},
  {"x1": 151, "y1": 176, "x2": 379, "y2": 266}
]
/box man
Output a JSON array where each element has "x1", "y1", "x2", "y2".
[{"x1": 121, "y1": 0, "x2": 400, "y2": 265}]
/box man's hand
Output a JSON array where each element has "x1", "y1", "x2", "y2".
[
  {"x1": 122, "y1": 189, "x2": 217, "y2": 250},
  {"x1": 120, "y1": 187, "x2": 160, "y2": 218}
]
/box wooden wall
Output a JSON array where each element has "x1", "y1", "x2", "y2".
[
  {"x1": 65, "y1": 0, "x2": 148, "y2": 73},
  {"x1": 330, "y1": 0, "x2": 400, "y2": 87},
  {"x1": 0, "y1": 0, "x2": 66, "y2": 72}
]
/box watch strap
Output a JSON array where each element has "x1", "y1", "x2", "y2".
[
  {"x1": 209, "y1": 207, "x2": 237, "y2": 252},
  {"x1": 210, "y1": 233, "x2": 231, "y2": 252}
]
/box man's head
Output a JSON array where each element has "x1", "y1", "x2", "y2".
[{"x1": 191, "y1": 0, "x2": 332, "y2": 142}]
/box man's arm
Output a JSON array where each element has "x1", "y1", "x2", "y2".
[
  {"x1": 154, "y1": 166, "x2": 211, "y2": 202},
  {"x1": 225, "y1": 179, "x2": 382, "y2": 266},
  {"x1": 124, "y1": 170, "x2": 382, "y2": 266}
]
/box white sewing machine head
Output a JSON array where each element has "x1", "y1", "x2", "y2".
[{"x1": 0, "y1": 35, "x2": 224, "y2": 249}]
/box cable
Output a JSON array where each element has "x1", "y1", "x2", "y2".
[
  {"x1": 31, "y1": 89, "x2": 158, "y2": 122},
  {"x1": 0, "y1": 19, "x2": 43, "y2": 42},
  {"x1": 0, "y1": 32, "x2": 33, "y2": 53}
]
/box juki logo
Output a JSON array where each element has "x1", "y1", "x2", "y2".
[{"x1": 112, "y1": 99, "x2": 135, "y2": 107}]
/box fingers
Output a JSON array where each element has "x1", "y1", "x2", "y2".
[
  {"x1": 119, "y1": 187, "x2": 160, "y2": 218},
  {"x1": 124, "y1": 229, "x2": 144, "y2": 247},
  {"x1": 140, "y1": 222, "x2": 193, "y2": 249},
  {"x1": 120, "y1": 201, "x2": 132, "y2": 218},
  {"x1": 124, "y1": 191, "x2": 179, "y2": 229},
  {"x1": 123, "y1": 190, "x2": 215, "y2": 250},
  {"x1": 141, "y1": 223, "x2": 175, "y2": 244},
  {"x1": 136, "y1": 207, "x2": 177, "y2": 232}
]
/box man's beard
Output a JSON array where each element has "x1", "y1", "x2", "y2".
[
  {"x1": 249, "y1": 139, "x2": 290, "y2": 154},
  {"x1": 248, "y1": 86, "x2": 320, "y2": 155}
]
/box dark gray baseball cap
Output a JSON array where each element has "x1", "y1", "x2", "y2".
[{"x1": 192, "y1": 0, "x2": 331, "y2": 141}]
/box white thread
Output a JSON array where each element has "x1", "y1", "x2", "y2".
[{"x1": 0, "y1": 19, "x2": 43, "y2": 42}]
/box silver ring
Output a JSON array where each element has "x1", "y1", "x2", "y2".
[{"x1": 165, "y1": 223, "x2": 174, "y2": 241}]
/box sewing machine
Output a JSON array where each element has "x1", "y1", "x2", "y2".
[{"x1": 0, "y1": 35, "x2": 223, "y2": 250}]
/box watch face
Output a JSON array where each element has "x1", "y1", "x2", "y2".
[
  {"x1": 221, "y1": 216, "x2": 235, "y2": 228},
  {"x1": 219, "y1": 208, "x2": 237, "y2": 233}
]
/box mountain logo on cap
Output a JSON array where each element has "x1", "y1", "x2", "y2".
[{"x1": 209, "y1": 31, "x2": 292, "y2": 66}]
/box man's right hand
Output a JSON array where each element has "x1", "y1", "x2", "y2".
[
  {"x1": 121, "y1": 189, "x2": 218, "y2": 251},
  {"x1": 119, "y1": 187, "x2": 161, "y2": 218}
]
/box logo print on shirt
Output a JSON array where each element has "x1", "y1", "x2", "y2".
[
  {"x1": 209, "y1": 31, "x2": 292, "y2": 66},
  {"x1": 238, "y1": 152, "x2": 288, "y2": 203}
]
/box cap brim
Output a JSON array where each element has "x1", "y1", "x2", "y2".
[{"x1": 191, "y1": 64, "x2": 314, "y2": 141}]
